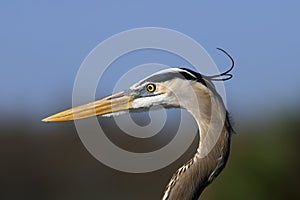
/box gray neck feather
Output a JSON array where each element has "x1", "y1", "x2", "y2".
[{"x1": 162, "y1": 82, "x2": 232, "y2": 200}]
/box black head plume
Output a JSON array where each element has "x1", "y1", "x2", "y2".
[{"x1": 203, "y1": 48, "x2": 235, "y2": 81}]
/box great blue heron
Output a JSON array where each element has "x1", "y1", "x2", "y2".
[{"x1": 42, "y1": 48, "x2": 234, "y2": 200}]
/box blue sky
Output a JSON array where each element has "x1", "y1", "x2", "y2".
[{"x1": 0, "y1": 1, "x2": 299, "y2": 121}]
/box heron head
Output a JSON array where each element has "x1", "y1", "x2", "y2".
[{"x1": 42, "y1": 48, "x2": 234, "y2": 122}]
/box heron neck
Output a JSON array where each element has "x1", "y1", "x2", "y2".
[{"x1": 162, "y1": 87, "x2": 231, "y2": 200}]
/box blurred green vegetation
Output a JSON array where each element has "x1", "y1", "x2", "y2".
[
  {"x1": 203, "y1": 114, "x2": 300, "y2": 200},
  {"x1": 0, "y1": 111, "x2": 299, "y2": 200}
]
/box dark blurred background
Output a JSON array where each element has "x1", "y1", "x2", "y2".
[{"x1": 1, "y1": 1, "x2": 300, "y2": 200}]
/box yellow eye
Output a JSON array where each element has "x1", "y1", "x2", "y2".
[{"x1": 146, "y1": 83, "x2": 156, "y2": 93}]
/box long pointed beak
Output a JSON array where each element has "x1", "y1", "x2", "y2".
[{"x1": 42, "y1": 91, "x2": 134, "y2": 122}]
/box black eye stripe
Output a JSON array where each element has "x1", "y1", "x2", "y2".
[{"x1": 139, "y1": 68, "x2": 206, "y2": 87}]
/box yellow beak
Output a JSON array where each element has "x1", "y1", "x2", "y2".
[{"x1": 42, "y1": 91, "x2": 134, "y2": 122}]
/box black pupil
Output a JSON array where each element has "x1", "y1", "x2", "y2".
[{"x1": 148, "y1": 84, "x2": 154, "y2": 92}]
